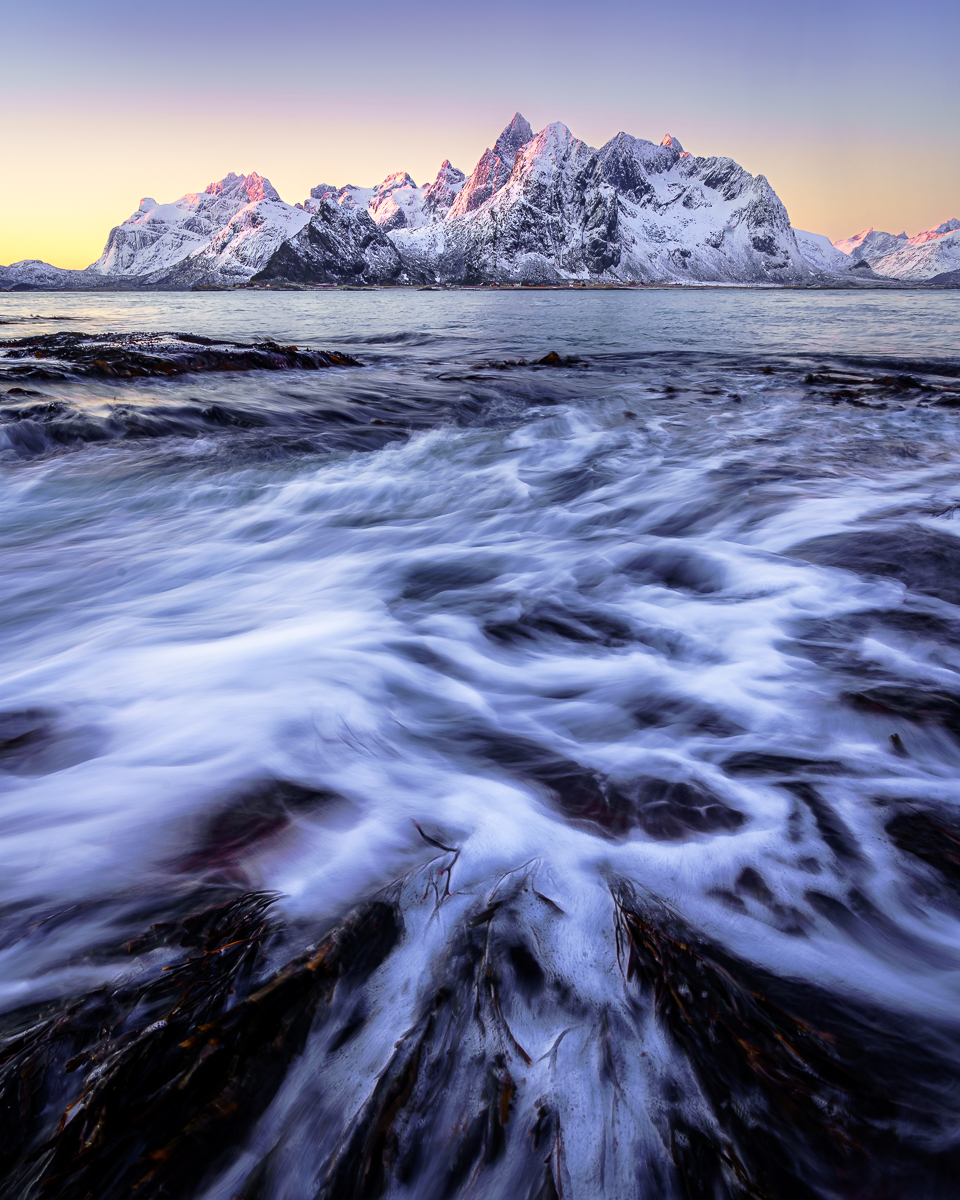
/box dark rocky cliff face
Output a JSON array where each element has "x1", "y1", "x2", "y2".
[{"x1": 252, "y1": 204, "x2": 412, "y2": 286}]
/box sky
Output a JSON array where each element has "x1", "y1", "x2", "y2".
[{"x1": 2, "y1": 0, "x2": 958, "y2": 269}]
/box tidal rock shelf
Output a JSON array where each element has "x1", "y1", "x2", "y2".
[{"x1": 0, "y1": 332, "x2": 360, "y2": 379}]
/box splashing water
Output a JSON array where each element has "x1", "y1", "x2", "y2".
[{"x1": 2, "y1": 289, "x2": 960, "y2": 1199}]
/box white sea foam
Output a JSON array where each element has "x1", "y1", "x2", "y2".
[{"x1": 2, "y1": 290, "x2": 960, "y2": 1197}]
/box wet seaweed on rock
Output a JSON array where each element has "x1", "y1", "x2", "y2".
[
  {"x1": 615, "y1": 885, "x2": 960, "y2": 1199},
  {"x1": 311, "y1": 885, "x2": 563, "y2": 1200},
  {"x1": 0, "y1": 332, "x2": 361, "y2": 379},
  {"x1": 0, "y1": 890, "x2": 402, "y2": 1200}
]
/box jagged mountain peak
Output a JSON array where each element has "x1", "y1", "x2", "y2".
[
  {"x1": 421, "y1": 160, "x2": 466, "y2": 219},
  {"x1": 660, "y1": 133, "x2": 685, "y2": 153},
  {"x1": 533, "y1": 120, "x2": 577, "y2": 146},
  {"x1": 434, "y1": 159, "x2": 464, "y2": 181},
  {"x1": 506, "y1": 122, "x2": 588, "y2": 184},
  {"x1": 8, "y1": 112, "x2": 887, "y2": 289},
  {"x1": 448, "y1": 115, "x2": 536, "y2": 220},
  {"x1": 493, "y1": 113, "x2": 534, "y2": 162},
  {"x1": 833, "y1": 226, "x2": 908, "y2": 257},
  {"x1": 910, "y1": 217, "x2": 960, "y2": 244},
  {"x1": 204, "y1": 172, "x2": 280, "y2": 205},
  {"x1": 378, "y1": 171, "x2": 417, "y2": 193}
]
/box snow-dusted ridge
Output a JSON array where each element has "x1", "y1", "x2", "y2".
[
  {"x1": 832, "y1": 219, "x2": 960, "y2": 281},
  {"x1": 2, "y1": 116, "x2": 955, "y2": 289}
]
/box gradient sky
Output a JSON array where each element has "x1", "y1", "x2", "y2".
[{"x1": 2, "y1": 0, "x2": 958, "y2": 268}]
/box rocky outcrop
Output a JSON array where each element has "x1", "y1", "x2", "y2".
[
  {"x1": 422, "y1": 160, "x2": 466, "y2": 218},
  {"x1": 250, "y1": 202, "x2": 414, "y2": 286}
]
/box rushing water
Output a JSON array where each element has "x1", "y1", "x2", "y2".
[{"x1": 2, "y1": 289, "x2": 960, "y2": 1200}]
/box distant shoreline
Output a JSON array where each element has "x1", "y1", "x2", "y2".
[{"x1": 2, "y1": 279, "x2": 956, "y2": 294}]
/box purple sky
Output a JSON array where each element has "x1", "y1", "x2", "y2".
[{"x1": 3, "y1": 0, "x2": 957, "y2": 267}]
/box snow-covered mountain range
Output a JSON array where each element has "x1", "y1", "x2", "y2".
[
  {"x1": 1, "y1": 115, "x2": 954, "y2": 289},
  {"x1": 832, "y1": 219, "x2": 960, "y2": 282}
]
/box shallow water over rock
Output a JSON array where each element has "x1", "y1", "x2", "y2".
[{"x1": 2, "y1": 289, "x2": 960, "y2": 1199}]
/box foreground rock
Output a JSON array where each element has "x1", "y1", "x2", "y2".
[{"x1": 0, "y1": 332, "x2": 360, "y2": 378}]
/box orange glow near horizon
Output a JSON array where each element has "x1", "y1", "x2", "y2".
[{"x1": 2, "y1": 108, "x2": 958, "y2": 271}]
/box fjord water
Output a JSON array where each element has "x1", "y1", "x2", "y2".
[{"x1": 2, "y1": 288, "x2": 960, "y2": 1199}]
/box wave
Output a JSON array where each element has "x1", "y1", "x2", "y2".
[{"x1": 4, "y1": 328, "x2": 960, "y2": 1196}]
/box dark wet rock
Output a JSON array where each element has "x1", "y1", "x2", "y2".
[
  {"x1": 735, "y1": 865, "x2": 775, "y2": 902},
  {"x1": 1, "y1": 332, "x2": 360, "y2": 379},
  {"x1": 476, "y1": 733, "x2": 743, "y2": 840},
  {"x1": 616, "y1": 777, "x2": 745, "y2": 840},
  {"x1": 806, "y1": 887, "x2": 954, "y2": 968},
  {"x1": 401, "y1": 557, "x2": 505, "y2": 602},
  {"x1": 0, "y1": 386, "x2": 46, "y2": 399},
  {"x1": 616, "y1": 886, "x2": 960, "y2": 1200},
  {"x1": 477, "y1": 734, "x2": 634, "y2": 836},
  {"x1": 311, "y1": 885, "x2": 562, "y2": 1200},
  {"x1": 534, "y1": 351, "x2": 583, "y2": 367},
  {"x1": 722, "y1": 751, "x2": 844, "y2": 777},
  {"x1": 540, "y1": 461, "x2": 610, "y2": 503},
  {"x1": 178, "y1": 778, "x2": 343, "y2": 880},
  {"x1": 781, "y1": 780, "x2": 862, "y2": 863},
  {"x1": 633, "y1": 694, "x2": 742, "y2": 736},
  {"x1": 485, "y1": 602, "x2": 633, "y2": 648},
  {"x1": 0, "y1": 710, "x2": 58, "y2": 766},
  {"x1": 794, "y1": 607, "x2": 960, "y2": 648},
  {"x1": 622, "y1": 545, "x2": 725, "y2": 594},
  {"x1": 886, "y1": 809, "x2": 960, "y2": 891},
  {"x1": 785, "y1": 606, "x2": 960, "y2": 676},
  {"x1": 788, "y1": 525, "x2": 960, "y2": 606},
  {"x1": 0, "y1": 891, "x2": 402, "y2": 1200},
  {"x1": 846, "y1": 684, "x2": 960, "y2": 739}
]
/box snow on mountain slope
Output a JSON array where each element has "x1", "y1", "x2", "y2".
[
  {"x1": 794, "y1": 230, "x2": 861, "y2": 273},
  {"x1": 9, "y1": 117, "x2": 948, "y2": 290},
  {"x1": 832, "y1": 227, "x2": 908, "y2": 260},
  {"x1": 157, "y1": 199, "x2": 310, "y2": 286},
  {"x1": 868, "y1": 228, "x2": 960, "y2": 281},
  {"x1": 302, "y1": 161, "x2": 466, "y2": 235},
  {"x1": 0, "y1": 260, "x2": 80, "y2": 290},
  {"x1": 832, "y1": 218, "x2": 960, "y2": 280},
  {"x1": 907, "y1": 217, "x2": 960, "y2": 245},
  {"x1": 89, "y1": 173, "x2": 283, "y2": 278},
  {"x1": 250, "y1": 200, "x2": 414, "y2": 286},
  {"x1": 422, "y1": 161, "x2": 466, "y2": 217},
  {"x1": 392, "y1": 117, "x2": 811, "y2": 284}
]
